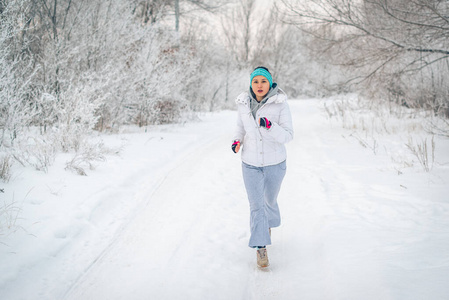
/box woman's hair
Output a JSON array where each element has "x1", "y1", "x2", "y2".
[{"x1": 253, "y1": 66, "x2": 271, "y2": 74}]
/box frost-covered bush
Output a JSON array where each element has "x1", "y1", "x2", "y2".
[
  {"x1": 54, "y1": 87, "x2": 102, "y2": 152},
  {"x1": 69, "y1": 3, "x2": 202, "y2": 129},
  {"x1": 10, "y1": 135, "x2": 56, "y2": 173},
  {"x1": 65, "y1": 142, "x2": 107, "y2": 176},
  {"x1": 124, "y1": 27, "x2": 196, "y2": 126},
  {"x1": 0, "y1": 1, "x2": 36, "y2": 148},
  {"x1": 0, "y1": 197, "x2": 22, "y2": 237},
  {"x1": 406, "y1": 137, "x2": 435, "y2": 172},
  {"x1": 0, "y1": 154, "x2": 13, "y2": 182},
  {"x1": 324, "y1": 95, "x2": 443, "y2": 172}
]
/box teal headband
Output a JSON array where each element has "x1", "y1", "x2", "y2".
[{"x1": 250, "y1": 68, "x2": 273, "y2": 88}]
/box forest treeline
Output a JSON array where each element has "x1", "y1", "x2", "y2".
[{"x1": 1, "y1": 0, "x2": 448, "y2": 177}]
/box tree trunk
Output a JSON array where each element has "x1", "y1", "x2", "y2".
[{"x1": 175, "y1": 0, "x2": 179, "y2": 31}]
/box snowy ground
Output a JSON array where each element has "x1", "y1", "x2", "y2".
[{"x1": 1, "y1": 99, "x2": 449, "y2": 300}]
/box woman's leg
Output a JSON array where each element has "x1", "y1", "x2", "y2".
[
  {"x1": 242, "y1": 163, "x2": 271, "y2": 248},
  {"x1": 264, "y1": 160, "x2": 286, "y2": 228}
]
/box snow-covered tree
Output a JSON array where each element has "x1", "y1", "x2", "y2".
[{"x1": 278, "y1": 0, "x2": 449, "y2": 114}]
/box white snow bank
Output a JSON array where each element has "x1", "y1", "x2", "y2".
[{"x1": 1, "y1": 99, "x2": 449, "y2": 300}]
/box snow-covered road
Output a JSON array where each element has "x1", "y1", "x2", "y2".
[
  {"x1": 64, "y1": 100, "x2": 449, "y2": 300},
  {"x1": 2, "y1": 99, "x2": 449, "y2": 299}
]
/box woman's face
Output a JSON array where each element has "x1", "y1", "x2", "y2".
[{"x1": 251, "y1": 75, "x2": 270, "y2": 101}]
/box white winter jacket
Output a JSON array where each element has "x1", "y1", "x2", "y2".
[{"x1": 233, "y1": 87, "x2": 293, "y2": 167}]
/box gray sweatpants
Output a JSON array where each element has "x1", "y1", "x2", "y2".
[{"x1": 242, "y1": 160, "x2": 286, "y2": 248}]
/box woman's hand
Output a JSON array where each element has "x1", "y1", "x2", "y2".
[
  {"x1": 259, "y1": 117, "x2": 272, "y2": 129},
  {"x1": 232, "y1": 140, "x2": 241, "y2": 153}
]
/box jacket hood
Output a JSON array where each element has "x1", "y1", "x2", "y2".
[{"x1": 236, "y1": 83, "x2": 287, "y2": 106}]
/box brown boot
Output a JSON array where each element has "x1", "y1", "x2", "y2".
[{"x1": 256, "y1": 247, "x2": 269, "y2": 268}]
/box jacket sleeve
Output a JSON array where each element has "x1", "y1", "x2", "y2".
[
  {"x1": 267, "y1": 102, "x2": 293, "y2": 144},
  {"x1": 233, "y1": 107, "x2": 245, "y2": 143}
]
